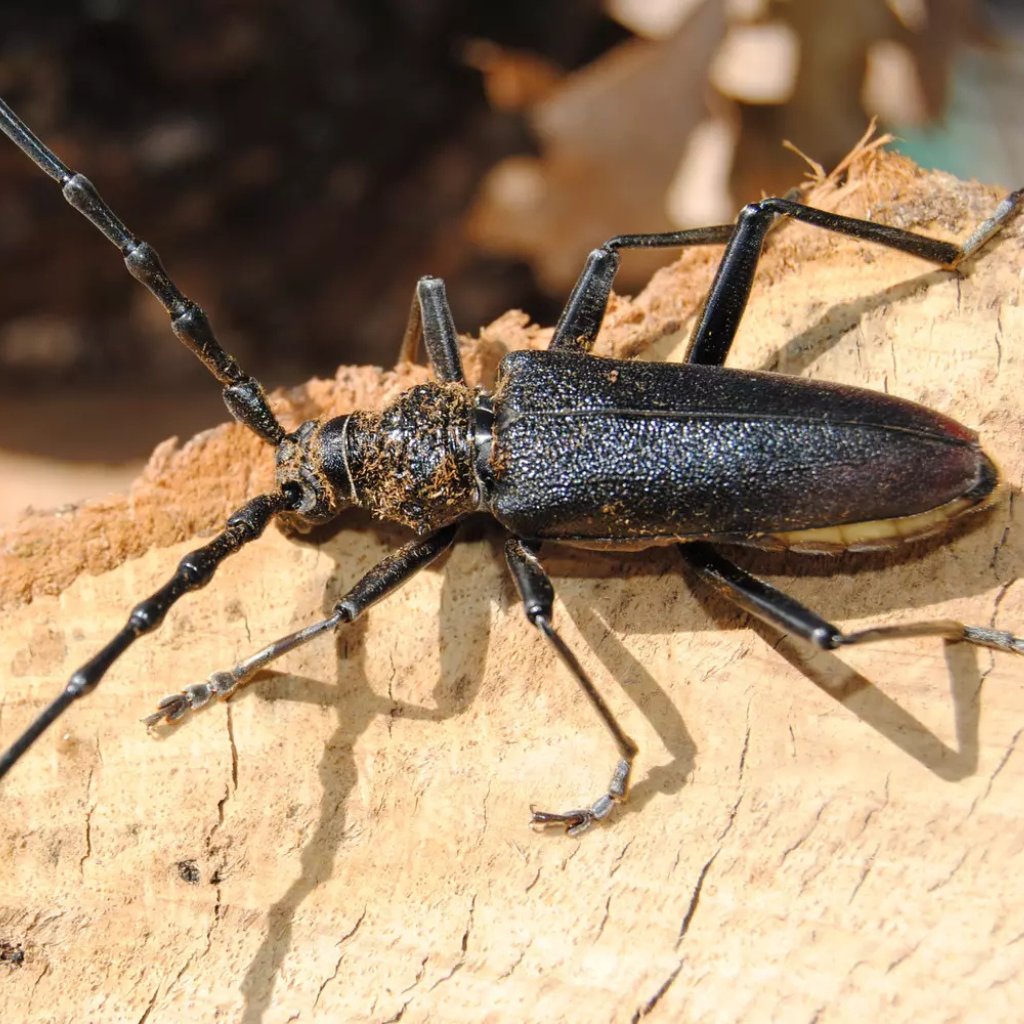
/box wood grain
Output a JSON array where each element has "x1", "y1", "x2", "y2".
[{"x1": 1, "y1": 149, "x2": 1022, "y2": 1023}]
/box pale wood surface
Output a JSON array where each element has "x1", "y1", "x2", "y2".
[{"x1": 1, "y1": 150, "x2": 1022, "y2": 1023}]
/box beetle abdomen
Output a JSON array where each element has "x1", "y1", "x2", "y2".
[{"x1": 486, "y1": 351, "x2": 996, "y2": 550}]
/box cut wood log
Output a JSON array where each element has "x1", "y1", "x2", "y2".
[{"x1": 1, "y1": 148, "x2": 1022, "y2": 1024}]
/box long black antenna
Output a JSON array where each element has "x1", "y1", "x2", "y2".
[
  {"x1": 0, "y1": 96, "x2": 285, "y2": 446},
  {"x1": 0, "y1": 491, "x2": 295, "y2": 780}
]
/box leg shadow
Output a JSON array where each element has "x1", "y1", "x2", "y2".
[{"x1": 237, "y1": 528, "x2": 493, "y2": 1023}]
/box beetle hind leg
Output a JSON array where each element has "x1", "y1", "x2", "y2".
[
  {"x1": 505, "y1": 538, "x2": 638, "y2": 835},
  {"x1": 547, "y1": 187, "x2": 1021, "y2": 366},
  {"x1": 681, "y1": 541, "x2": 1023, "y2": 658},
  {"x1": 839, "y1": 622, "x2": 1023, "y2": 655}
]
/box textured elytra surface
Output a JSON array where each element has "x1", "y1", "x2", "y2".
[
  {"x1": 0, "y1": 150, "x2": 1023, "y2": 1023},
  {"x1": 487, "y1": 349, "x2": 990, "y2": 545}
]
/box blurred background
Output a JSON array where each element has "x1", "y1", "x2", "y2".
[{"x1": 0, "y1": 0, "x2": 1021, "y2": 524}]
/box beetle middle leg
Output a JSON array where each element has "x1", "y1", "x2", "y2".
[
  {"x1": 549, "y1": 189, "x2": 1023, "y2": 365},
  {"x1": 505, "y1": 538, "x2": 638, "y2": 835}
]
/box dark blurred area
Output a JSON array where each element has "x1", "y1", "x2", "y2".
[
  {"x1": 0, "y1": 0, "x2": 1019, "y2": 522},
  {"x1": 0, "y1": 0, "x2": 625, "y2": 392}
]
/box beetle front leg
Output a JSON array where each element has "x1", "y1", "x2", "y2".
[
  {"x1": 144, "y1": 524, "x2": 459, "y2": 725},
  {"x1": 504, "y1": 538, "x2": 638, "y2": 836},
  {"x1": 681, "y1": 541, "x2": 1024, "y2": 656},
  {"x1": 395, "y1": 275, "x2": 467, "y2": 383}
]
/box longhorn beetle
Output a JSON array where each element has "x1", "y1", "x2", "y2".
[{"x1": 0, "y1": 95, "x2": 1021, "y2": 835}]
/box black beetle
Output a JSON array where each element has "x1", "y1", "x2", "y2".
[{"x1": 0, "y1": 94, "x2": 1020, "y2": 834}]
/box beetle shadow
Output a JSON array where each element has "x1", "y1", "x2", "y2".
[
  {"x1": 227, "y1": 515, "x2": 493, "y2": 1024},
  {"x1": 554, "y1": 587, "x2": 981, "y2": 802},
  {"x1": 559, "y1": 595, "x2": 698, "y2": 817},
  {"x1": 685, "y1": 570, "x2": 989, "y2": 782},
  {"x1": 207, "y1": 493, "x2": 1014, "y2": 1017},
  {"x1": 540, "y1": 499, "x2": 1021, "y2": 806},
  {"x1": 702, "y1": 254, "x2": 1023, "y2": 779},
  {"x1": 752, "y1": 267, "x2": 987, "y2": 376}
]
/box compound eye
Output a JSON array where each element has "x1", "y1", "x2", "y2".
[
  {"x1": 280, "y1": 481, "x2": 305, "y2": 511},
  {"x1": 278, "y1": 471, "x2": 336, "y2": 522},
  {"x1": 273, "y1": 422, "x2": 343, "y2": 522}
]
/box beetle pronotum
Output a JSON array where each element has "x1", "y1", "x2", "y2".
[{"x1": 0, "y1": 94, "x2": 1021, "y2": 835}]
